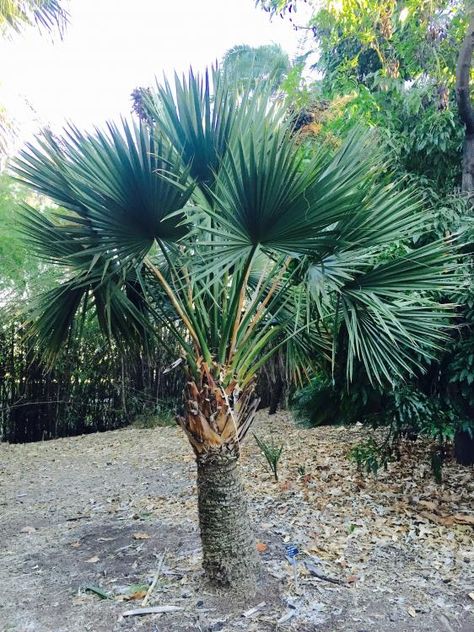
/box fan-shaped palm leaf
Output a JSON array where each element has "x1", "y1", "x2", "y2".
[{"x1": 14, "y1": 121, "x2": 193, "y2": 271}]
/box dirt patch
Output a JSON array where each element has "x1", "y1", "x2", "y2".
[{"x1": 0, "y1": 412, "x2": 473, "y2": 631}]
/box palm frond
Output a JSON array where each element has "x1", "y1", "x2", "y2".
[
  {"x1": 343, "y1": 240, "x2": 460, "y2": 298},
  {"x1": 0, "y1": 0, "x2": 68, "y2": 36},
  {"x1": 14, "y1": 120, "x2": 193, "y2": 271},
  {"x1": 205, "y1": 128, "x2": 427, "y2": 262},
  {"x1": 339, "y1": 293, "x2": 454, "y2": 385},
  {"x1": 146, "y1": 68, "x2": 235, "y2": 188}
]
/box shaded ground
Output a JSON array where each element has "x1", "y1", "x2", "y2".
[{"x1": 0, "y1": 411, "x2": 473, "y2": 632}]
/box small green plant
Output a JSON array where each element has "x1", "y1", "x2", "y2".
[
  {"x1": 430, "y1": 448, "x2": 445, "y2": 484},
  {"x1": 297, "y1": 464, "x2": 306, "y2": 476},
  {"x1": 349, "y1": 438, "x2": 386, "y2": 476},
  {"x1": 254, "y1": 433, "x2": 284, "y2": 481}
]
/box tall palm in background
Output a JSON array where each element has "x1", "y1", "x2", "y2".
[
  {"x1": 14, "y1": 70, "x2": 457, "y2": 589},
  {"x1": 221, "y1": 43, "x2": 291, "y2": 93}
]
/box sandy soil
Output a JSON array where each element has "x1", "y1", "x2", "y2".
[{"x1": 0, "y1": 411, "x2": 473, "y2": 632}]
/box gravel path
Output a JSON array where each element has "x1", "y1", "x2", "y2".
[{"x1": 0, "y1": 411, "x2": 473, "y2": 631}]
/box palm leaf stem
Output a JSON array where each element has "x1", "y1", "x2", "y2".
[
  {"x1": 237, "y1": 256, "x2": 291, "y2": 351},
  {"x1": 228, "y1": 245, "x2": 258, "y2": 362},
  {"x1": 144, "y1": 256, "x2": 201, "y2": 353}
]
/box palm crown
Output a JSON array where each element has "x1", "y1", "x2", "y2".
[{"x1": 15, "y1": 69, "x2": 456, "y2": 388}]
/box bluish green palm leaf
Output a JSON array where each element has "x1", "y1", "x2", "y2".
[
  {"x1": 146, "y1": 68, "x2": 235, "y2": 187},
  {"x1": 203, "y1": 129, "x2": 427, "y2": 261},
  {"x1": 14, "y1": 121, "x2": 193, "y2": 270}
]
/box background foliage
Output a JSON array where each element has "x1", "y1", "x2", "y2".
[{"x1": 256, "y1": 0, "x2": 474, "y2": 473}]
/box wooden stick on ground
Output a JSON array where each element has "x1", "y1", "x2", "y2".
[
  {"x1": 142, "y1": 550, "x2": 167, "y2": 607},
  {"x1": 123, "y1": 605, "x2": 183, "y2": 617},
  {"x1": 304, "y1": 561, "x2": 345, "y2": 585}
]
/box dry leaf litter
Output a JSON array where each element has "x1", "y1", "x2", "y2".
[{"x1": 0, "y1": 410, "x2": 473, "y2": 631}]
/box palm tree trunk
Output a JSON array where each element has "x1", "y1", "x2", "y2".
[
  {"x1": 197, "y1": 448, "x2": 259, "y2": 587},
  {"x1": 178, "y1": 361, "x2": 260, "y2": 588}
]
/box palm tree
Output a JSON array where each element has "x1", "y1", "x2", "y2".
[
  {"x1": 14, "y1": 69, "x2": 457, "y2": 590},
  {"x1": 0, "y1": 0, "x2": 67, "y2": 35},
  {"x1": 221, "y1": 43, "x2": 291, "y2": 93}
]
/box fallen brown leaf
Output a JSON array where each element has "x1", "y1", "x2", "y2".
[
  {"x1": 85, "y1": 556, "x2": 100, "y2": 563},
  {"x1": 418, "y1": 511, "x2": 454, "y2": 527},
  {"x1": 452, "y1": 514, "x2": 474, "y2": 526},
  {"x1": 132, "y1": 532, "x2": 151, "y2": 540},
  {"x1": 256, "y1": 542, "x2": 267, "y2": 553},
  {"x1": 418, "y1": 500, "x2": 438, "y2": 512},
  {"x1": 124, "y1": 590, "x2": 148, "y2": 601}
]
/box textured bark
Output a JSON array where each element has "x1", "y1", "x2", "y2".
[
  {"x1": 178, "y1": 361, "x2": 259, "y2": 456},
  {"x1": 461, "y1": 133, "x2": 474, "y2": 192},
  {"x1": 177, "y1": 360, "x2": 260, "y2": 587},
  {"x1": 456, "y1": 11, "x2": 474, "y2": 193},
  {"x1": 197, "y1": 449, "x2": 259, "y2": 588}
]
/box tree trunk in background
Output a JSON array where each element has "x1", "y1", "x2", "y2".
[
  {"x1": 456, "y1": 7, "x2": 474, "y2": 465},
  {"x1": 197, "y1": 449, "x2": 259, "y2": 588},
  {"x1": 461, "y1": 133, "x2": 474, "y2": 192},
  {"x1": 454, "y1": 7, "x2": 474, "y2": 466},
  {"x1": 454, "y1": 430, "x2": 474, "y2": 465},
  {"x1": 178, "y1": 360, "x2": 260, "y2": 589},
  {"x1": 269, "y1": 374, "x2": 284, "y2": 415},
  {"x1": 456, "y1": 10, "x2": 474, "y2": 193},
  {"x1": 260, "y1": 346, "x2": 289, "y2": 415}
]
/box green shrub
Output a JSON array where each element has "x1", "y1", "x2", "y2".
[
  {"x1": 349, "y1": 438, "x2": 384, "y2": 475},
  {"x1": 294, "y1": 372, "x2": 468, "y2": 481},
  {"x1": 291, "y1": 372, "x2": 382, "y2": 428},
  {"x1": 132, "y1": 402, "x2": 176, "y2": 429}
]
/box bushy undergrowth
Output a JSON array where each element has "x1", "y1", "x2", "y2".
[
  {"x1": 292, "y1": 374, "x2": 474, "y2": 481},
  {"x1": 131, "y1": 401, "x2": 177, "y2": 429}
]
